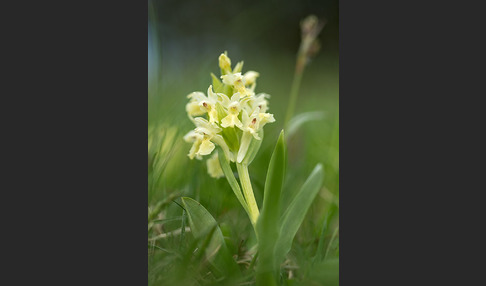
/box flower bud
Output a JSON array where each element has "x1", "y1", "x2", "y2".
[{"x1": 219, "y1": 52, "x2": 232, "y2": 74}]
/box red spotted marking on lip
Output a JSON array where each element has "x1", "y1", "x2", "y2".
[{"x1": 252, "y1": 118, "x2": 257, "y2": 124}]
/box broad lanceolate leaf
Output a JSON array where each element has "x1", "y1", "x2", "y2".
[
  {"x1": 181, "y1": 197, "x2": 240, "y2": 276},
  {"x1": 256, "y1": 130, "x2": 286, "y2": 286},
  {"x1": 274, "y1": 163, "x2": 324, "y2": 266}
]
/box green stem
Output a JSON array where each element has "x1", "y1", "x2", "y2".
[
  {"x1": 284, "y1": 66, "x2": 304, "y2": 128},
  {"x1": 218, "y1": 149, "x2": 251, "y2": 217},
  {"x1": 236, "y1": 163, "x2": 260, "y2": 226}
]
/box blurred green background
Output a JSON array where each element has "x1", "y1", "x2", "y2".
[{"x1": 148, "y1": 0, "x2": 338, "y2": 285}]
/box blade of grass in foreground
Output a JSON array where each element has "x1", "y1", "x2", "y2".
[
  {"x1": 274, "y1": 163, "x2": 324, "y2": 266},
  {"x1": 313, "y1": 205, "x2": 336, "y2": 263},
  {"x1": 286, "y1": 111, "x2": 325, "y2": 139},
  {"x1": 256, "y1": 130, "x2": 286, "y2": 286}
]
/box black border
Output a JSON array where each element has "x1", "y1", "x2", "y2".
[{"x1": 4, "y1": 1, "x2": 148, "y2": 284}]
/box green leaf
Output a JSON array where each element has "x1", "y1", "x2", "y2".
[
  {"x1": 212, "y1": 71, "x2": 233, "y2": 96},
  {"x1": 313, "y1": 205, "x2": 336, "y2": 263},
  {"x1": 211, "y1": 73, "x2": 224, "y2": 93},
  {"x1": 148, "y1": 193, "x2": 179, "y2": 222},
  {"x1": 179, "y1": 209, "x2": 186, "y2": 250},
  {"x1": 255, "y1": 130, "x2": 286, "y2": 285},
  {"x1": 324, "y1": 226, "x2": 339, "y2": 260},
  {"x1": 287, "y1": 111, "x2": 325, "y2": 138},
  {"x1": 181, "y1": 197, "x2": 240, "y2": 276},
  {"x1": 150, "y1": 216, "x2": 183, "y2": 224},
  {"x1": 274, "y1": 163, "x2": 324, "y2": 266}
]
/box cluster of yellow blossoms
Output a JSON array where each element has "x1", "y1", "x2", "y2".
[{"x1": 184, "y1": 52, "x2": 275, "y2": 177}]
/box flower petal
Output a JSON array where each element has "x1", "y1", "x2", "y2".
[
  {"x1": 221, "y1": 114, "x2": 243, "y2": 128},
  {"x1": 186, "y1": 102, "x2": 205, "y2": 116},
  {"x1": 206, "y1": 152, "x2": 224, "y2": 178},
  {"x1": 237, "y1": 132, "x2": 253, "y2": 163},
  {"x1": 243, "y1": 71, "x2": 259, "y2": 85},
  {"x1": 197, "y1": 139, "x2": 215, "y2": 156},
  {"x1": 188, "y1": 139, "x2": 202, "y2": 160}
]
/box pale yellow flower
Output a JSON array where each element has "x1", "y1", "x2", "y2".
[
  {"x1": 183, "y1": 130, "x2": 205, "y2": 160},
  {"x1": 185, "y1": 92, "x2": 208, "y2": 117},
  {"x1": 236, "y1": 108, "x2": 275, "y2": 163},
  {"x1": 220, "y1": 69, "x2": 255, "y2": 98},
  {"x1": 186, "y1": 86, "x2": 221, "y2": 124},
  {"x1": 183, "y1": 118, "x2": 222, "y2": 159},
  {"x1": 240, "y1": 109, "x2": 262, "y2": 140},
  {"x1": 205, "y1": 86, "x2": 221, "y2": 124},
  {"x1": 206, "y1": 152, "x2": 224, "y2": 178},
  {"x1": 251, "y1": 93, "x2": 270, "y2": 113},
  {"x1": 220, "y1": 93, "x2": 243, "y2": 128},
  {"x1": 259, "y1": 112, "x2": 275, "y2": 126},
  {"x1": 221, "y1": 72, "x2": 243, "y2": 86},
  {"x1": 243, "y1": 71, "x2": 259, "y2": 86}
]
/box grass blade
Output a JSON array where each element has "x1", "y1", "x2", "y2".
[
  {"x1": 324, "y1": 226, "x2": 339, "y2": 260},
  {"x1": 313, "y1": 205, "x2": 336, "y2": 263},
  {"x1": 287, "y1": 111, "x2": 325, "y2": 138},
  {"x1": 148, "y1": 192, "x2": 179, "y2": 222},
  {"x1": 255, "y1": 130, "x2": 286, "y2": 286},
  {"x1": 274, "y1": 163, "x2": 324, "y2": 266}
]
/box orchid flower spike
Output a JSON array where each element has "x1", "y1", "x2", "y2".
[{"x1": 184, "y1": 52, "x2": 275, "y2": 172}]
